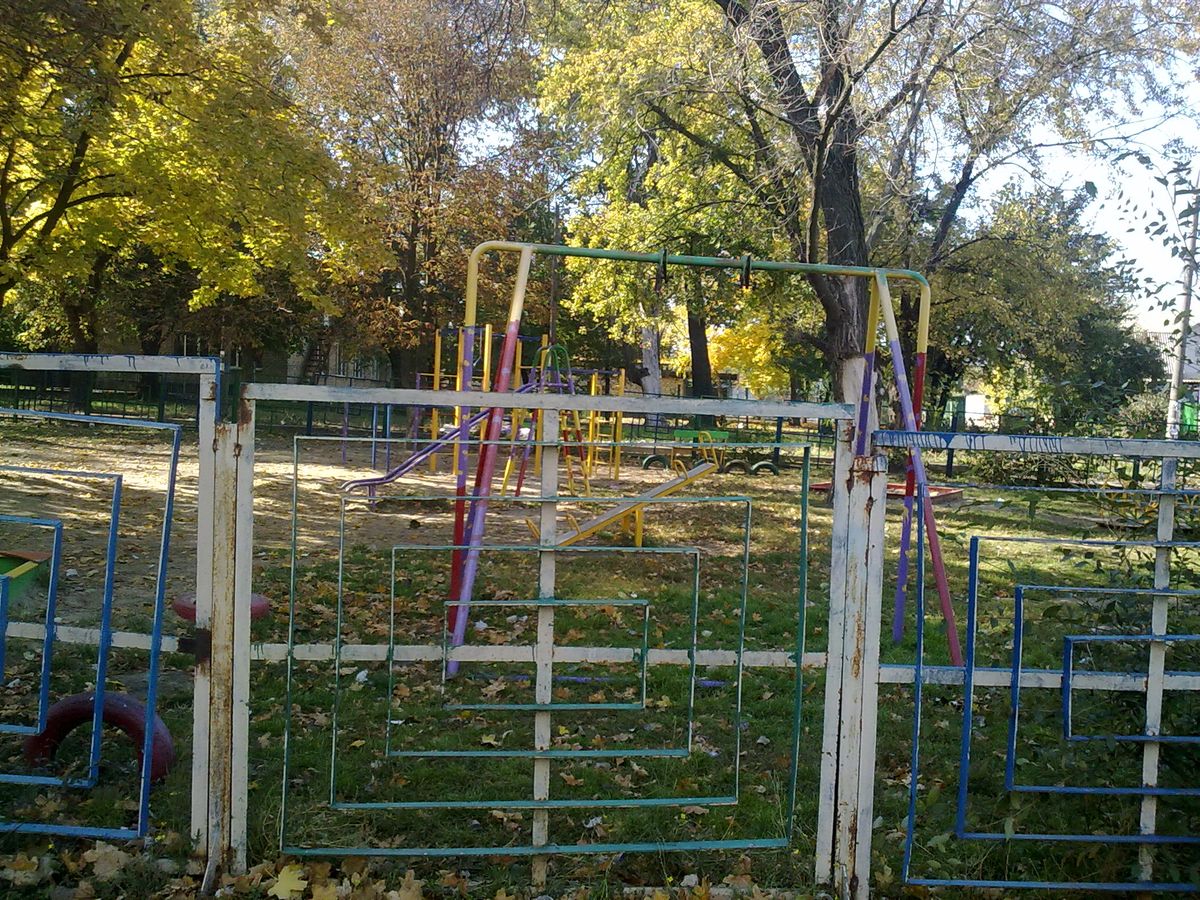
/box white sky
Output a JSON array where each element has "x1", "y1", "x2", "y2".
[{"x1": 970, "y1": 83, "x2": 1200, "y2": 334}]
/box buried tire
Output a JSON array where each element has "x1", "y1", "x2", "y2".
[{"x1": 24, "y1": 691, "x2": 176, "y2": 782}]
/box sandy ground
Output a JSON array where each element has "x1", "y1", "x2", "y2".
[{"x1": 0, "y1": 422, "x2": 801, "y2": 635}]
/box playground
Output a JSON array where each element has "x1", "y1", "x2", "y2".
[{"x1": 0, "y1": 242, "x2": 1193, "y2": 900}]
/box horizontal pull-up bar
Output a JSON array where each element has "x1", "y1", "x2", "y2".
[{"x1": 463, "y1": 241, "x2": 931, "y2": 345}]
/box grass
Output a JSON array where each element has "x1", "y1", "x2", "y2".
[{"x1": 0, "y1": 423, "x2": 1198, "y2": 896}]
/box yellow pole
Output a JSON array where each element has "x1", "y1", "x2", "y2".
[
  {"x1": 482, "y1": 323, "x2": 493, "y2": 393},
  {"x1": 587, "y1": 372, "x2": 599, "y2": 475},
  {"x1": 430, "y1": 330, "x2": 442, "y2": 473},
  {"x1": 613, "y1": 368, "x2": 626, "y2": 480},
  {"x1": 534, "y1": 334, "x2": 549, "y2": 478}
]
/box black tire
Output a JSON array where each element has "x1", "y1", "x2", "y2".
[
  {"x1": 751, "y1": 460, "x2": 780, "y2": 477},
  {"x1": 721, "y1": 459, "x2": 750, "y2": 475},
  {"x1": 642, "y1": 454, "x2": 668, "y2": 470}
]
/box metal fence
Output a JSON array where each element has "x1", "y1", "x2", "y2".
[{"x1": 0, "y1": 353, "x2": 1197, "y2": 896}]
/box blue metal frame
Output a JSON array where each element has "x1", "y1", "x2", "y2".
[
  {"x1": 0, "y1": 412, "x2": 181, "y2": 839},
  {"x1": 1063, "y1": 633, "x2": 1200, "y2": 744},
  {"x1": 0, "y1": 514, "x2": 62, "y2": 735},
  {"x1": 1006, "y1": 584, "x2": 1200, "y2": 798},
  {"x1": 0, "y1": 468, "x2": 122, "y2": 789},
  {"x1": 902, "y1": 505, "x2": 1200, "y2": 891}
]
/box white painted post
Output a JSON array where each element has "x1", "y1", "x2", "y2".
[
  {"x1": 532, "y1": 409, "x2": 559, "y2": 886},
  {"x1": 191, "y1": 375, "x2": 217, "y2": 853},
  {"x1": 1139, "y1": 456, "x2": 1175, "y2": 884},
  {"x1": 192, "y1": 383, "x2": 254, "y2": 880},
  {"x1": 202, "y1": 422, "x2": 237, "y2": 887},
  {"x1": 229, "y1": 398, "x2": 254, "y2": 872},
  {"x1": 816, "y1": 422, "x2": 854, "y2": 880},
  {"x1": 815, "y1": 423, "x2": 887, "y2": 900}
]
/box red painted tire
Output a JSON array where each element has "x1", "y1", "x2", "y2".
[
  {"x1": 172, "y1": 592, "x2": 270, "y2": 622},
  {"x1": 24, "y1": 691, "x2": 176, "y2": 782}
]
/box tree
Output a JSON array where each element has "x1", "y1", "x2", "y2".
[
  {"x1": 0, "y1": 0, "x2": 369, "y2": 355},
  {"x1": 541, "y1": 0, "x2": 1194, "y2": 402},
  {"x1": 921, "y1": 186, "x2": 1165, "y2": 427},
  {"x1": 278, "y1": 0, "x2": 541, "y2": 384}
]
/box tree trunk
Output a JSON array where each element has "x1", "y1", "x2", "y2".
[
  {"x1": 687, "y1": 307, "x2": 715, "y2": 400},
  {"x1": 686, "y1": 275, "x2": 715, "y2": 400}
]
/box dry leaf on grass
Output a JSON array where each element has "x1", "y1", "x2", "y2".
[
  {"x1": 83, "y1": 842, "x2": 130, "y2": 882},
  {"x1": 267, "y1": 863, "x2": 308, "y2": 898}
]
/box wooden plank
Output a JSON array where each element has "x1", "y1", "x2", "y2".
[
  {"x1": 852, "y1": 455, "x2": 887, "y2": 895},
  {"x1": 229, "y1": 399, "x2": 254, "y2": 873},
  {"x1": 532, "y1": 409, "x2": 559, "y2": 886},
  {"x1": 243, "y1": 383, "x2": 853, "y2": 421},
  {"x1": 205, "y1": 426, "x2": 237, "y2": 882},
  {"x1": 874, "y1": 429, "x2": 1200, "y2": 460},
  {"x1": 0, "y1": 352, "x2": 220, "y2": 374},
  {"x1": 1140, "y1": 457, "x2": 1176, "y2": 881},
  {"x1": 190, "y1": 375, "x2": 217, "y2": 852},
  {"x1": 815, "y1": 422, "x2": 854, "y2": 880}
]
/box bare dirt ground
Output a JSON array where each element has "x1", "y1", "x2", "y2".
[{"x1": 0, "y1": 422, "x2": 799, "y2": 636}]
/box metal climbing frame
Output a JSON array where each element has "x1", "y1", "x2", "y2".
[
  {"x1": 244, "y1": 383, "x2": 855, "y2": 876},
  {"x1": 0, "y1": 353, "x2": 214, "y2": 841},
  {"x1": 877, "y1": 430, "x2": 1200, "y2": 893}
]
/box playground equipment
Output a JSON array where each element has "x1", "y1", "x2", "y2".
[
  {"x1": 853, "y1": 273, "x2": 960, "y2": 663},
  {"x1": 553, "y1": 459, "x2": 717, "y2": 547},
  {"x1": 25, "y1": 691, "x2": 176, "y2": 783},
  {"x1": 431, "y1": 241, "x2": 955, "y2": 672}
]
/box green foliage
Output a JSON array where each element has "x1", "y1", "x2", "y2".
[{"x1": 0, "y1": 0, "x2": 373, "y2": 351}]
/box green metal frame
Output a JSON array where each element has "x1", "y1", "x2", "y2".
[{"x1": 279, "y1": 431, "x2": 812, "y2": 857}]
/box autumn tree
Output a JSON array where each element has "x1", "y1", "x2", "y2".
[
  {"x1": 279, "y1": 0, "x2": 543, "y2": 384},
  {"x1": 541, "y1": 0, "x2": 1195, "y2": 402},
  {"x1": 0, "y1": 0, "x2": 368, "y2": 355}
]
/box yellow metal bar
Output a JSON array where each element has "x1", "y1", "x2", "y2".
[
  {"x1": 586, "y1": 373, "x2": 599, "y2": 475},
  {"x1": 430, "y1": 331, "x2": 442, "y2": 473},
  {"x1": 613, "y1": 369, "x2": 626, "y2": 480},
  {"x1": 1, "y1": 560, "x2": 39, "y2": 581},
  {"x1": 557, "y1": 460, "x2": 715, "y2": 547},
  {"x1": 482, "y1": 323, "x2": 493, "y2": 392}
]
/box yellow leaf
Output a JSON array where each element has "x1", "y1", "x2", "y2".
[
  {"x1": 311, "y1": 881, "x2": 339, "y2": 900},
  {"x1": 392, "y1": 869, "x2": 423, "y2": 900},
  {"x1": 268, "y1": 864, "x2": 308, "y2": 898}
]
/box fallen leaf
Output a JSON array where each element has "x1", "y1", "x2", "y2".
[
  {"x1": 311, "y1": 881, "x2": 339, "y2": 900},
  {"x1": 268, "y1": 863, "x2": 308, "y2": 898},
  {"x1": 83, "y1": 843, "x2": 130, "y2": 882},
  {"x1": 393, "y1": 869, "x2": 423, "y2": 900}
]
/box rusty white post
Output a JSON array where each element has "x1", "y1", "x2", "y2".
[
  {"x1": 532, "y1": 408, "x2": 559, "y2": 887},
  {"x1": 229, "y1": 396, "x2": 254, "y2": 872},
  {"x1": 1142, "y1": 173, "x2": 1197, "y2": 886},
  {"x1": 1139, "y1": 454, "x2": 1174, "y2": 885},
  {"x1": 193, "y1": 386, "x2": 254, "y2": 882},
  {"x1": 815, "y1": 419, "x2": 887, "y2": 900},
  {"x1": 191, "y1": 374, "x2": 218, "y2": 854}
]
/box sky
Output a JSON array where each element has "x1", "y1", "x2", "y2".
[{"x1": 970, "y1": 84, "x2": 1200, "y2": 335}]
